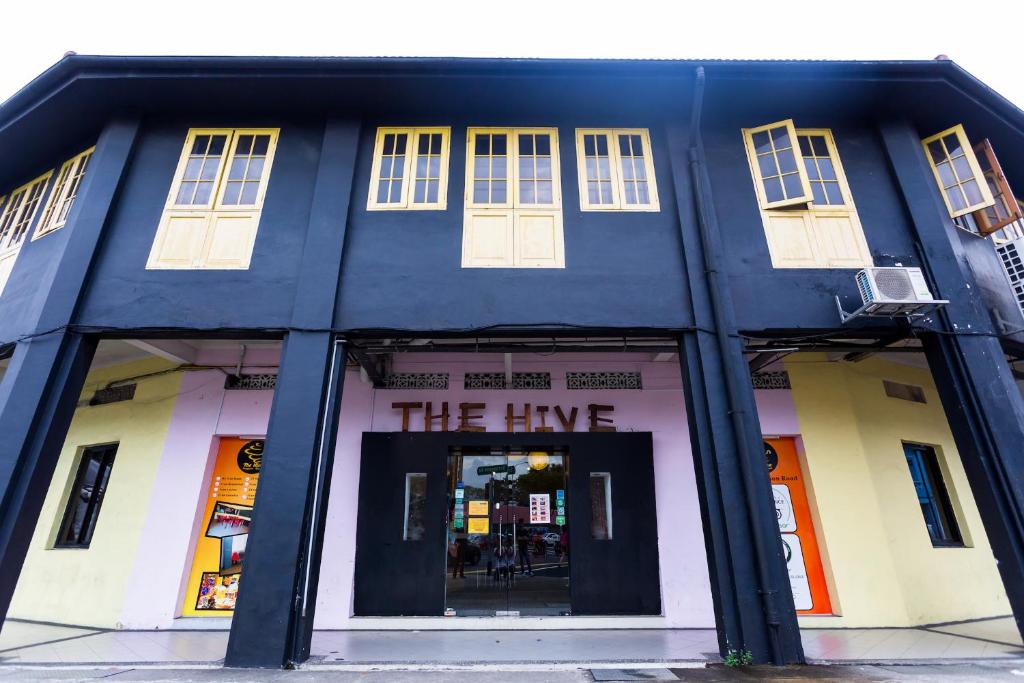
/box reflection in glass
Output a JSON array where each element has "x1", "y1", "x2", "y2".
[
  {"x1": 589, "y1": 472, "x2": 612, "y2": 540},
  {"x1": 403, "y1": 473, "x2": 428, "y2": 541},
  {"x1": 444, "y1": 447, "x2": 570, "y2": 616}
]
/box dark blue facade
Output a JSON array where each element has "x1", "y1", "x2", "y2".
[{"x1": 2, "y1": 56, "x2": 1024, "y2": 668}]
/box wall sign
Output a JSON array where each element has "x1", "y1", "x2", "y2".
[
  {"x1": 392, "y1": 402, "x2": 617, "y2": 432},
  {"x1": 236, "y1": 440, "x2": 263, "y2": 474},
  {"x1": 467, "y1": 517, "x2": 489, "y2": 534},
  {"x1": 529, "y1": 493, "x2": 550, "y2": 523},
  {"x1": 182, "y1": 437, "x2": 263, "y2": 616},
  {"x1": 764, "y1": 437, "x2": 832, "y2": 615}
]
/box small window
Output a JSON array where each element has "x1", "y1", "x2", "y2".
[
  {"x1": 921, "y1": 125, "x2": 995, "y2": 218},
  {"x1": 589, "y1": 472, "x2": 613, "y2": 540},
  {"x1": 0, "y1": 172, "x2": 53, "y2": 253},
  {"x1": 463, "y1": 127, "x2": 564, "y2": 268},
  {"x1": 36, "y1": 148, "x2": 95, "y2": 238},
  {"x1": 742, "y1": 119, "x2": 813, "y2": 209},
  {"x1": 147, "y1": 128, "x2": 279, "y2": 270},
  {"x1": 971, "y1": 139, "x2": 1022, "y2": 235},
  {"x1": 367, "y1": 127, "x2": 450, "y2": 210},
  {"x1": 403, "y1": 473, "x2": 428, "y2": 541},
  {"x1": 575, "y1": 129, "x2": 659, "y2": 211},
  {"x1": 56, "y1": 444, "x2": 118, "y2": 548},
  {"x1": 883, "y1": 380, "x2": 926, "y2": 404},
  {"x1": 0, "y1": 171, "x2": 53, "y2": 296},
  {"x1": 903, "y1": 443, "x2": 962, "y2": 547}
]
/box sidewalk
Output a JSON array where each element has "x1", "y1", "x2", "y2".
[
  {"x1": 0, "y1": 617, "x2": 1021, "y2": 670},
  {"x1": 4, "y1": 664, "x2": 1024, "y2": 682}
]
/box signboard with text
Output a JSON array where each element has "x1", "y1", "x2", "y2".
[{"x1": 765, "y1": 437, "x2": 832, "y2": 615}]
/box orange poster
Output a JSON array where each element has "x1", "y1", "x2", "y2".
[
  {"x1": 764, "y1": 437, "x2": 832, "y2": 615},
  {"x1": 181, "y1": 437, "x2": 263, "y2": 616}
]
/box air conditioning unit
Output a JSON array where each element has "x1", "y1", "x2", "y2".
[
  {"x1": 837, "y1": 267, "x2": 948, "y2": 323},
  {"x1": 996, "y1": 237, "x2": 1024, "y2": 318}
]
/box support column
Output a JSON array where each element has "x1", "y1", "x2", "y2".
[
  {"x1": 0, "y1": 333, "x2": 97, "y2": 620},
  {"x1": 0, "y1": 115, "x2": 139, "y2": 627},
  {"x1": 225, "y1": 118, "x2": 360, "y2": 668},
  {"x1": 224, "y1": 333, "x2": 345, "y2": 668},
  {"x1": 666, "y1": 87, "x2": 803, "y2": 661},
  {"x1": 880, "y1": 119, "x2": 1024, "y2": 639}
]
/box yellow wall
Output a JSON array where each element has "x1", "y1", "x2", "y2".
[
  {"x1": 787, "y1": 354, "x2": 1010, "y2": 628},
  {"x1": 8, "y1": 358, "x2": 181, "y2": 628}
]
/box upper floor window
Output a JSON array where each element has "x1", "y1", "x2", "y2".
[
  {"x1": 367, "y1": 127, "x2": 451, "y2": 210},
  {"x1": 742, "y1": 120, "x2": 871, "y2": 269},
  {"x1": 973, "y1": 139, "x2": 1022, "y2": 234},
  {"x1": 0, "y1": 171, "x2": 53, "y2": 295},
  {"x1": 924, "y1": 125, "x2": 1022, "y2": 238},
  {"x1": 35, "y1": 147, "x2": 94, "y2": 238},
  {"x1": 462, "y1": 128, "x2": 564, "y2": 268},
  {"x1": 147, "y1": 128, "x2": 279, "y2": 270},
  {"x1": 575, "y1": 129, "x2": 659, "y2": 211},
  {"x1": 921, "y1": 125, "x2": 994, "y2": 219}
]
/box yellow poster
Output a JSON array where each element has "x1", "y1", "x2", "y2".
[
  {"x1": 468, "y1": 500, "x2": 488, "y2": 516},
  {"x1": 182, "y1": 437, "x2": 263, "y2": 616},
  {"x1": 467, "y1": 517, "x2": 489, "y2": 534}
]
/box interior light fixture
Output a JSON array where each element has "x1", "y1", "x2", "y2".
[{"x1": 527, "y1": 451, "x2": 550, "y2": 471}]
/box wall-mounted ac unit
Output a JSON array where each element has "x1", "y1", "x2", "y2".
[
  {"x1": 996, "y1": 237, "x2": 1024, "y2": 319},
  {"x1": 837, "y1": 267, "x2": 948, "y2": 323}
]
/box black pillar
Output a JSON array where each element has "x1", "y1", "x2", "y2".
[
  {"x1": 0, "y1": 116, "x2": 139, "y2": 627},
  {"x1": 224, "y1": 333, "x2": 345, "y2": 668},
  {"x1": 0, "y1": 333, "x2": 97, "y2": 620},
  {"x1": 225, "y1": 118, "x2": 359, "y2": 668},
  {"x1": 880, "y1": 118, "x2": 1024, "y2": 639},
  {"x1": 666, "y1": 105, "x2": 803, "y2": 662}
]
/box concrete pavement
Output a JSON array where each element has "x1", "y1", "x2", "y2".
[{"x1": 3, "y1": 663, "x2": 1024, "y2": 682}]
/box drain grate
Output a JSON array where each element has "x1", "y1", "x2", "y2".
[{"x1": 591, "y1": 669, "x2": 679, "y2": 682}]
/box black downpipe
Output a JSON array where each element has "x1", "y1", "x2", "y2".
[{"x1": 687, "y1": 66, "x2": 784, "y2": 664}]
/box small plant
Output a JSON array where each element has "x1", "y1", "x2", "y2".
[{"x1": 723, "y1": 647, "x2": 753, "y2": 667}]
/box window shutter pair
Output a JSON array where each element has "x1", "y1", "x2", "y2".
[
  {"x1": 147, "y1": 129, "x2": 279, "y2": 270},
  {"x1": 742, "y1": 120, "x2": 871, "y2": 269},
  {"x1": 462, "y1": 128, "x2": 564, "y2": 268},
  {"x1": 921, "y1": 124, "x2": 1020, "y2": 235}
]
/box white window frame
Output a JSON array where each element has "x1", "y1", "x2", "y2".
[
  {"x1": 34, "y1": 147, "x2": 95, "y2": 239},
  {"x1": 367, "y1": 127, "x2": 451, "y2": 211},
  {"x1": 742, "y1": 122, "x2": 872, "y2": 269},
  {"x1": 921, "y1": 124, "x2": 996, "y2": 219},
  {"x1": 742, "y1": 119, "x2": 814, "y2": 210},
  {"x1": 575, "y1": 128, "x2": 659, "y2": 211},
  {"x1": 147, "y1": 128, "x2": 279, "y2": 270},
  {"x1": 462, "y1": 127, "x2": 564, "y2": 268},
  {"x1": 0, "y1": 171, "x2": 54, "y2": 296}
]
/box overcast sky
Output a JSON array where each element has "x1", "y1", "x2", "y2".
[{"x1": 4, "y1": 0, "x2": 1024, "y2": 109}]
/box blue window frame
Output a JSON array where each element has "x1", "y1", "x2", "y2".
[{"x1": 903, "y1": 443, "x2": 962, "y2": 547}]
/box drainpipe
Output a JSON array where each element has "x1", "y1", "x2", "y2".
[{"x1": 687, "y1": 66, "x2": 784, "y2": 664}]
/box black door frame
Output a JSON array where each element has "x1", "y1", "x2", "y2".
[{"x1": 351, "y1": 431, "x2": 661, "y2": 618}]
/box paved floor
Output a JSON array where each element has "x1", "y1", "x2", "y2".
[
  {"x1": 5, "y1": 664, "x2": 1024, "y2": 681},
  {"x1": 800, "y1": 616, "x2": 1024, "y2": 662},
  {"x1": 0, "y1": 617, "x2": 1021, "y2": 667}
]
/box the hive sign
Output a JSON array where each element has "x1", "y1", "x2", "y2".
[{"x1": 236, "y1": 440, "x2": 264, "y2": 474}]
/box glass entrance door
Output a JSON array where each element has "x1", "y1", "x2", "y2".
[{"x1": 445, "y1": 447, "x2": 570, "y2": 616}]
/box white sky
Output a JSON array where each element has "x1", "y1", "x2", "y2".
[{"x1": 4, "y1": 0, "x2": 1024, "y2": 109}]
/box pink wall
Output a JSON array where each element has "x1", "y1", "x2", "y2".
[
  {"x1": 124, "y1": 351, "x2": 803, "y2": 629},
  {"x1": 120, "y1": 368, "x2": 274, "y2": 628},
  {"x1": 315, "y1": 352, "x2": 801, "y2": 628}
]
